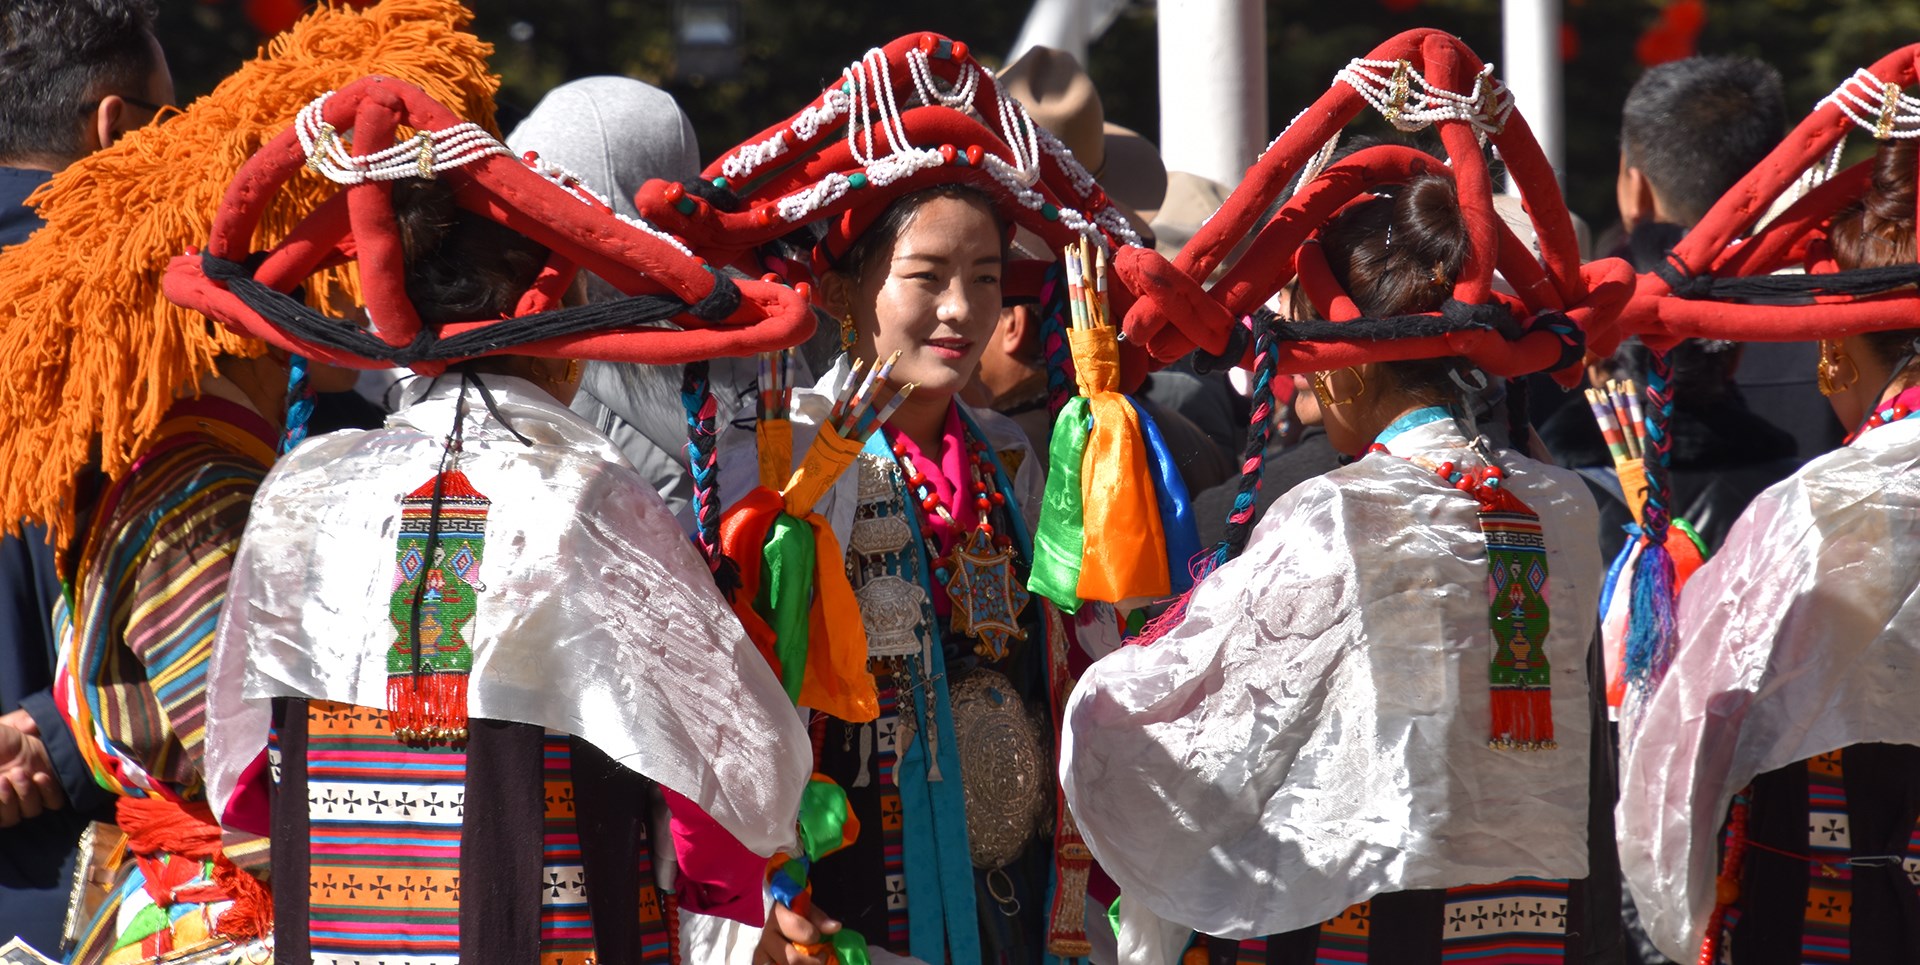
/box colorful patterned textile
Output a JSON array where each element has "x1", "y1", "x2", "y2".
[
  {"x1": 306, "y1": 699, "x2": 465, "y2": 963},
  {"x1": 1715, "y1": 743, "x2": 1920, "y2": 963},
  {"x1": 54, "y1": 393, "x2": 277, "y2": 965},
  {"x1": 541, "y1": 732, "x2": 594, "y2": 965},
  {"x1": 1200, "y1": 878, "x2": 1576, "y2": 964},
  {"x1": 56, "y1": 394, "x2": 277, "y2": 800},
  {"x1": 297, "y1": 699, "x2": 620, "y2": 965}
]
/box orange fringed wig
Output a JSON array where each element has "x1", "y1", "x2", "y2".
[{"x1": 0, "y1": 0, "x2": 499, "y2": 545}]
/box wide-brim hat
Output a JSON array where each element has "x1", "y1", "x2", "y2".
[
  {"x1": 1150, "y1": 169, "x2": 1238, "y2": 265},
  {"x1": 999, "y1": 45, "x2": 1167, "y2": 235}
]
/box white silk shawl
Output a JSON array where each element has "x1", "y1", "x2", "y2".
[
  {"x1": 1619, "y1": 415, "x2": 1920, "y2": 961},
  {"x1": 1062, "y1": 417, "x2": 1602, "y2": 944}
]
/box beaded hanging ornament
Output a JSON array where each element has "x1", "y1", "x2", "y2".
[{"x1": 893, "y1": 431, "x2": 1029, "y2": 661}]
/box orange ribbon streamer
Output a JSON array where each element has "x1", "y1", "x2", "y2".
[{"x1": 1069, "y1": 328, "x2": 1169, "y2": 603}]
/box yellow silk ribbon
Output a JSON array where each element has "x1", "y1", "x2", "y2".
[
  {"x1": 1069, "y1": 328, "x2": 1170, "y2": 603},
  {"x1": 758, "y1": 417, "x2": 794, "y2": 491},
  {"x1": 784, "y1": 426, "x2": 863, "y2": 517}
]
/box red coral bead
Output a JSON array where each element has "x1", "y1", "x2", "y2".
[
  {"x1": 922, "y1": 496, "x2": 941, "y2": 512},
  {"x1": 966, "y1": 145, "x2": 984, "y2": 166},
  {"x1": 940, "y1": 144, "x2": 958, "y2": 164}
]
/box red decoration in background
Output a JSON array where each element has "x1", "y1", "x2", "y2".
[
  {"x1": 247, "y1": 0, "x2": 378, "y2": 36},
  {"x1": 1636, "y1": 0, "x2": 1706, "y2": 67},
  {"x1": 243, "y1": 0, "x2": 302, "y2": 36},
  {"x1": 1560, "y1": 23, "x2": 1581, "y2": 63},
  {"x1": 1381, "y1": 0, "x2": 1422, "y2": 12}
]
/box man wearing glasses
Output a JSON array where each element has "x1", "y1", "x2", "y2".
[{"x1": 0, "y1": 0, "x2": 173, "y2": 954}]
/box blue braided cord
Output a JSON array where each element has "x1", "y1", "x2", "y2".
[
  {"x1": 1040, "y1": 261, "x2": 1074, "y2": 419},
  {"x1": 1624, "y1": 348, "x2": 1679, "y2": 702},
  {"x1": 1205, "y1": 311, "x2": 1278, "y2": 574},
  {"x1": 280, "y1": 353, "x2": 316, "y2": 455},
  {"x1": 679, "y1": 360, "x2": 719, "y2": 566}
]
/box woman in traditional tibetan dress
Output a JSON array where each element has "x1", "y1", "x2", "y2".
[
  {"x1": 1617, "y1": 57, "x2": 1920, "y2": 963},
  {"x1": 0, "y1": 5, "x2": 500, "y2": 961},
  {"x1": 639, "y1": 36, "x2": 1148, "y2": 965},
  {"x1": 167, "y1": 79, "x2": 818, "y2": 963},
  {"x1": 1064, "y1": 30, "x2": 1637, "y2": 965}
]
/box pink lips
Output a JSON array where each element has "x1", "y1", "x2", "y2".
[{"x1": 927, "y1": 337, "x2": 973, "y2": 360}]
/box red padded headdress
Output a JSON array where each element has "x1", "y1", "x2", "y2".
[
  {"x1": 634, "y1": 34, "x2": 1144, "y2": 310},
  {"x1": 1606, "y1": 43, "x2": 1920, "y2": 354},
  {"x1": 1115, "y1": 28, "x2": 1633, "y2": 384},
  {"x1": 164, "y1": 77, "x2": 816, "y2": 376}
]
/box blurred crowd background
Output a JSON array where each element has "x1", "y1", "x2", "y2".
[{"x1": 157, "y1": 0, "x2": 1917, "y2": 280}]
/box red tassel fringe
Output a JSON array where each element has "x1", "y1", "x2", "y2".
[
  {"x1": 1489, "y1": 686, "x2": 1556, "y2": 750},
  {"x1": 387, "y1": 672, "x2": 470, "y2": 746}
]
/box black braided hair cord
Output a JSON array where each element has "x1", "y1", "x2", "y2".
[
  {"x1": 1654, "y1": 251, "x2": 1920, "y2": 305},
  {"x1": 201, "y1": 253, "x2": 741, "y2": 366}
]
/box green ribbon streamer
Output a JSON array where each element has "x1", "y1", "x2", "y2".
[
  {"x1": 1028, "y1": 396, "x2": 1092, "y2": 612},
  {"x1": 830, "y1": 929, "x2": 872, "y2": 965},
  {"x1": 1108, "y1": 896, "x2": 1122, "y2": 939},
  {"x1": 758, "y1": 512, "x2": 816, "y2": 703},
  {"x1": 797, "y1": 777, "x2": 854, "y2": 861}
]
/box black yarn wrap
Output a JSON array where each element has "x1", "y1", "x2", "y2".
[
  {"x1": 1193, "y1": 298, "x2": 1581, "y2": 371},
  {"x1": 201, "y1": 252, "x2": 742, "y2": 365},
  {"x1": 1654, "y1": 250, "x2": 1920, "y2": 305}
]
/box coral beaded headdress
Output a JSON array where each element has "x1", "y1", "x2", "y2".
[
  {"x1": 0, "y1": 0, "x2": 498, "y2": 545},
  {"x1": 1117, "y1": 28, "x2": 1629, "y2": 380},
  {"x1": 1606, "y1": 43, "x2": 1920, "y2": 351},
  {"x1": 1124, "y1": 29, "x2": 1638, "y2": 755},
  {"x1": 163, "y1": 78, "x2": 815, "y2": 375},
  {"x1": 635, "y1": 32, "x2": 1145, "y2": 287}
]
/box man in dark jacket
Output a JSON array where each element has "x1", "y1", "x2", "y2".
[
  {"x1": 1607, "y1": 55, "x2": 1840, "y2": 459},
  {"x1": 0, "y1": 1, "x2": 172, "y2": 952}
]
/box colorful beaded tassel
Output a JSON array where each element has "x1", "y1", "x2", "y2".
[{"x1": 387, "y1": 469, "x2": 490, "y2": 746}]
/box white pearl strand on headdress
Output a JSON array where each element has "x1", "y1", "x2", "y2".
[
  {"x1": 708, "y1": 44, "x2": 1143, "y2": 251},
  {"x1": 294, "y1": 90, "x2": 694, "y2": 258},
  {"x1": 296, "y1": 91, "x2": 509, "y2": 185}
]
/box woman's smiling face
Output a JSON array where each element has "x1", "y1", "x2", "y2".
[{"x1": 841, "y1": 192, "x2": 1005, "y2": 399}]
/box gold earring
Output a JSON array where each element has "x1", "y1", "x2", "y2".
[
  {"x1": 565, "y1": 359, "x2": 581, "y2": 384},
  {"x1": 1315, "y1": 367, "x2": 1365, "y2": 407},
  {"x1": 1818, "y1": 339, "x2": 1858, "y2": 396},
  {"x1": 839, "y1": 312, "x2": 857, "y2": 352}
]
